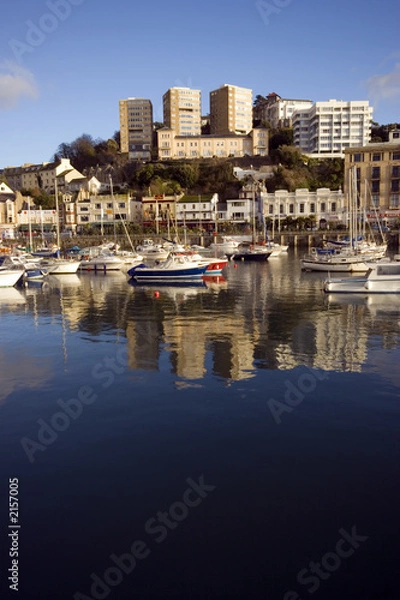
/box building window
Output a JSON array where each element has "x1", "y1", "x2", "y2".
[
  {"x1": 269, "y1": 204, "x2": 273, "y2": 214},
  {"x1": 353, "y1": 153, "x2": 363, "y2": 162},
  {"x1": 392, "y1": 166, "x2": 400, "y2": 178},
  {"x1": 392, "y1": 179, "x2": 400, "y2": 192},
  {"x1": 372, "y1": 153, "x2": 381, "y2": 161},
  {"x1": 371, "y1": 166, "x2": 380, "y2": 179},
  {"x1": 321, "y1": 202, "x2": 326, "y2": 212},
  {"x1": 371, "y1": 194, "x2": 379, "y2": 207},
  {"x1": 299, "y1": 203, "x2": 304, "y2": 213},
  {"x1": 390, "y1": 194, "x2": 399, "y2": 207},
  {"x1": 289, "y1": 204, "x2": 294, "y2": 214},
  {"x1": 392, "y1": 152, "x2": 400, "y2": 160},
  {"x1": 331, "y1": 202, "x2": 336, "y2": 212},
  {"x1": 371, "y1": 180, "x2": 380, "y2": 193},
  {"x1": 279, "y1": 204, "x2": 284, "y2": 214},
  {"x1": 310, "y1": 203, "x2": 315, "y2": 213}
]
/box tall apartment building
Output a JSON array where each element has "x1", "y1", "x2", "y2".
[
  {"x1": 162, "y1": 87, "x2": 201, "y2": 136},
  {"x1": 254, "y1": 92, "x2": 313, "y2": 129},
  {"x1": 293, "y1": 100, "x2": 373, "y2": 157},
  {"x1": 210, "y1": 84, "x2": 253, "y2": 136},
  {"x1": 119, "y1": 98, "x2": 153, "y2": 160},
  {"x1": 344, "y1": 129, "x2": 400, "y2": 219}
]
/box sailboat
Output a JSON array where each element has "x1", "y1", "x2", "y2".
[
  {"x1": 301, "y1": 168, "x2": 385, "y2": 272},
  {"x1": 34, "y1": 178, "x2": 81, "y2": 274},
  {"x1": 230, "y1": 186, "x2": 272, "y2": 261}
]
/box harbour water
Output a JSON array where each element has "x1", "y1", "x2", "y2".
[{"x1": 1, "y1": 253, "x2": 400, "y2": 599}]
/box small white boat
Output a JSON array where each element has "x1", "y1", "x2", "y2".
[
  {"x1": 39, "y1": 259, "x2": 81, "y2": 275},
  {"x1": 114, "y1": 250, "x2": 144, "y2": 268},
  {"x1": 210, "y1": 236, "x2": 240, "y2": 255},
  {"x1": 1, "y1": 254, "x2": 46, "y2": 280},
  {"x1": 324, "y1": 260, "x2": 400, "y2": 293},
  {"x1": 0, "y1": 266, "x2": 24, "y2": 287},
  {"x1": 269, "y1": 242, "x2": 289, "y2": 255},
  {"x1": 301, "y1": 248, "x2": 372, "y2": 272},
  {"x1": 136, "y1": 239, "x2": 170, "y2": 261},
  {"x1": 80, "y1": 254, "x2": 125, "y2": 271}
]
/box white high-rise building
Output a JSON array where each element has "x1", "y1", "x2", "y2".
[
  {"x1": 255, "y1": 92, "x2": 313, "y2": 129},
  {"x1": 293, "y1": 100, "x2": 373, "y2": 157}
]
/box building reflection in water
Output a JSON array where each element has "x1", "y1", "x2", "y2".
[{"x1": 7, "y1": 262, "x2": 400, "y2": 383}]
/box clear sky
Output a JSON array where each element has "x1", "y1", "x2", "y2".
[{"x1": 0, "y1": 0, "x2": 399, "y2": 168}]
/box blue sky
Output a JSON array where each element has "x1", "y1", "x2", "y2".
[{"x1": 0, "y1": 0, "x2": 399, "y2": 168}]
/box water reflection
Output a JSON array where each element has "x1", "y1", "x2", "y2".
[{"x1": 3, "y1": 256, "x2": 400, "y2": 382}]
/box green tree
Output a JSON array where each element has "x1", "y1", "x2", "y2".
[
  {"x1": 275, "y1": 145, "x2": 305, "y2": 169},
  {"x1": 136, "y1": 164, "x2": 155, "y2": 189},
  {"x1": 269, "y1": 128, "x2": 294, "y2": 153}
]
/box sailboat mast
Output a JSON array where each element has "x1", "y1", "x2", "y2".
[
  {"x1": 54, "y1": 177, "x2": 60, "y2": 248},
  {"x1": 351, "y1": 166, "x2": 358, "y2": 251},
  {"x1": 109, "y1": 175, "x2": 116, "y2": 242},
  {"x1": 28, "y1": 198, "x2": 32, "y2": 251}
]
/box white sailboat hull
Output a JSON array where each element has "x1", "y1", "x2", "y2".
[{"x1": 0, "y1": 268, "x2": 24, "y2": 287}]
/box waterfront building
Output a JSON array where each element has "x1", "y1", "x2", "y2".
[
  {"x1": 176, "y1": 194, "x2": 218, "y2": 229},
  {"x1": 344, "y1": 129, "x2": 400, "y2": 224},
  {"x1": 293, "y1": 100, "x2": 373, "y2": 157},
  {"x1": 162, "y1": 87, "x2": 202, "y2": 136},
  {"x1": 210, "y1": 84, "x2": 253, "y2": 136},
  {"x1": 254, "y1": 92, "x2": 313, "y2": 129},
  {"x1": 63, "y1": 194, "x2": 142, "y2": 232},
  {"x1": 262, "y1": 188, "x2": 346, "y2": 225},
  {"x1": 156, "y1": 127, "x2": 268, "y2": 160},
  {"x1": 141, "y1": 194, "x2": 182, "y2": 229},
  {"x1": 119, "y1": 98, "x2": 153, "y2": 160},
  {"x1": 0, "y1": 182, "x2": 26, "y2": 238},
  {"x1": 2, "y1": 158, "x2": 85, "y2": 193},
  {"x1": 17, "y1": 207, "x2": 58, "y2": 230}
]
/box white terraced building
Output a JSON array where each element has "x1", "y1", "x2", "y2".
[
  {"x1": 293, "y1": 100, "x2": 373, "y2": 157},
  {"x1": 262, "y1": 188, "x2": 346, "y2": 224}
]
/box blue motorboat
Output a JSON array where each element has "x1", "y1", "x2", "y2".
[{"x1": 127, "y1": 254, "x2": 209, "y2": 281}]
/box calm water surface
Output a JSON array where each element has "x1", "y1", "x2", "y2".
[{"x1": 1, "y1": 253, "x2": 399, "y2": 599}]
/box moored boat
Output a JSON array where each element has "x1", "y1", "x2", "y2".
[
  {"x1": 127, "y1": 254, "x2": 210, "y2": 281},
  {"x1": 323, "y1": 260, "x2": 400, "y2": 293},
  {"x1": 231, "y1": 244, "x2": 272, "y2": 261},
  {"x1": 301, "y1": 249, "x2": 371, "y2": 272},
  {"x1": 39, "y1": 259, "x2": 81, "y2": 275},
  {"x1": 0, "y1": 266, "x2": 24, "y2": 287},
  {"x1": 209, "y1": 236, "x2": 240, "y2": 255}
]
